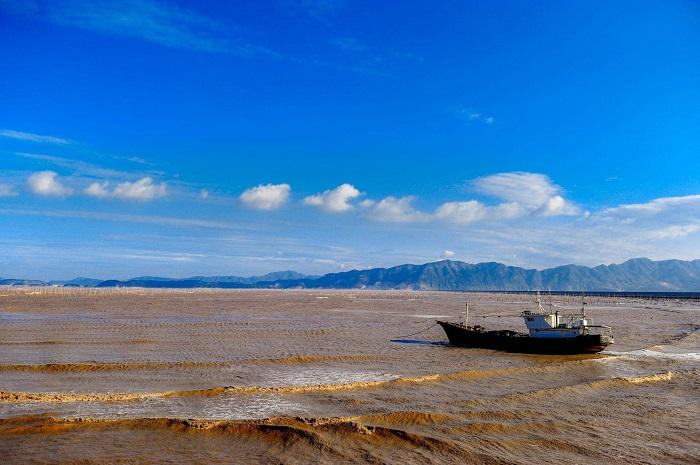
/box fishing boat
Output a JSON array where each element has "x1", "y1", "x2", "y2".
[{"x1": 437, "y1": 295, "x2": 613, "y2": 354}]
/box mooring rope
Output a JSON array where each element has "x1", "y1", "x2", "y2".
[
  {"x1": 393, "y1": 313, "x2": 526, "y2": 339},
  {"x1": 393, "y1": 322, "x2": 440, "y2": 339},
  {"x1": 477, "y1": 314, "x2": 522, "y2": 318}
]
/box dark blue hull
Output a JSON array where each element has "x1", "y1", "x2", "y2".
[{"x1": 437, "y1": 321, "x2": 611, "y2": 354}]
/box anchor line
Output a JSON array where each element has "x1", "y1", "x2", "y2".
[
  {"x1": 393, "y1": 313, "x2": 525, "y2": 339},
  {"x1": 393, "y1": 322, "x2": 440, "y2": 339}
]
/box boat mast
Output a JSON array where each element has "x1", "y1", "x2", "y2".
[{"x1": 464, "y1": 302, "x2": 469, "y2": 326}]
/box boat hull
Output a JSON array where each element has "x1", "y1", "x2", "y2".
[{"x1": 437, "y1": 321, "x2": 611, "y2": 354}]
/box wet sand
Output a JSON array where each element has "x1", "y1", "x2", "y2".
[{"x1": 0, "y1": 289, "x2": 698, "y2": 464}]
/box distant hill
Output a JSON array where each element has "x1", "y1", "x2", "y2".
[
  {"x1": 188, "y1": 271, "x2": 310, "y2": 285},
  {"x1": 0, "y1": 278, "x2": 47, "y2": 286},
  {"x1": 95, "y1": 271, "x2": 312, "y2": 288},
  {"x1": 49, "y1": 277, "x2": 104, "y2": 287},
  {"x1": 96, "y1": 279, "x2": 252, "y2": 289},
  {"x1": 260, "y1": 258, "x2": 700, "y2": 292},
  {"x1": 2, "y1": 259, "x2": 700, "y2": 291}
]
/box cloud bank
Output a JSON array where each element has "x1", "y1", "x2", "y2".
[
  {"x1": 9, "y1": 159, "x2": 700, "y2": 272},
  {"x1": 362, "y1": 172, "x2": 580, "y2": 225}
]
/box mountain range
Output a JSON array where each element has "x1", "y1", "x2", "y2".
[{"x1": 2, "y1": 258, "x2": 700, "y2": 291}]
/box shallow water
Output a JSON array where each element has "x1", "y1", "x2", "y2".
[{"x1": 0, "y1": 289, "x2": 698, "y2": 464}]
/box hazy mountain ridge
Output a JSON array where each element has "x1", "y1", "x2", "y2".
[
  {"x1": 260, "y1": 258, "x2": 700, "y2": 291},
  {"x1": 95, "y1": 271, "x2": 312, "y2": 288},
  {"x1": 189, "y1": 271, "x2": 310, "y2": 285},
  {"x1": 2, "y1": 259, "x2": 700, "y2": 291},
  {"x1": 48, "y1": 277, "x2": 104, "y2": 287}
]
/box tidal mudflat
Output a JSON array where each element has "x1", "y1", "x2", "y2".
[{"x1": 0, "y1": 289, "x2": 698, "y2": 464}]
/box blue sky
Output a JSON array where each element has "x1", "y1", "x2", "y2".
[{"x1": 1, "y1": 0, "x2": 700, "y2": 280}]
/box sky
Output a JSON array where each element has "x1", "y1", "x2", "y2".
[{"x1": 1, "y1": 0, "x2": 700, "y2": 280}]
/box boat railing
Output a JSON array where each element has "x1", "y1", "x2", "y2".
[{"x1": 584, "y1": 325, "x2": 613, "y2": 337}]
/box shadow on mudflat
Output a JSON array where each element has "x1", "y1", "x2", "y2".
[{"x1": 390, "y1": 339, "x2": 449, "y2": 346}]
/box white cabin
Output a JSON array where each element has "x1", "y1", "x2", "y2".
[{"x1": 521, "y1": 310, "x2": 588, "y2": 338}]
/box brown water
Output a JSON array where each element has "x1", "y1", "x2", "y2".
[{"x1": 0, "y1": 289, "x2": 698, "y2": 464}]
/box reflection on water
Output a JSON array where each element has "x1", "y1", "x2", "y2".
[{"x1": 390, "y1": 339, "x2": 449, "y2": 346}]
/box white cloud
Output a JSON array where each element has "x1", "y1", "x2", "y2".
[
  {"x1": 304, "y1": 183, "x2": 361, "y2": 212},
  {"x1": 434, "y1": 200, "x2": 487, "y2": 224},
  {"x1": 0, "y1": 129, "x2": 70, "y2": 145},
  {"x1": 490, "y1": 202, "x2": 525, "y2": 220},
  {"x1": 85, "y1": 177, "x2": 167, "y2": 201},
  {"x1": 369, "y1": 172, "x2": 579, "y2": 225},
  {"x1": 467, "y1": 113, "x2": 494, "y2": 124},
  {"x1": 474, "y1": 172, "x2": 557, "y2": 208},
  {"x1": 602, "y1": 194, "x2": 700, "y2": 217},
  {"x1": 113, "y1": 177, "x2": 167, "y2": 200},
  {"x1": 647, "y1": 224, "x2": 700, "y2": 240},
  {"x1": 541, "y1": 195, "x2": 580, "y2": 216},
  {"x1": 27, "y1": 171, "x2": 73, "y2": 197},
  {"x1": 359, "y1": 199, "x2": 375, "y2": 208},
  {"x1": 368, "y1": 196, "x2": 430, "y2": 223},
  {"x1": 434, "y1": 200, "x2": 536, "y2": 225},
  {"x1": 449, "y1": 106, "x2": 495, "y2": 125},
  {"x1": 199, "y1": 189, "x2": 209, "y2": 199},
  {"x1": 240, "y1": 183, "x2": 291, "y2": 210},
  {"x1": 362, "y1": 172, "x2": 580, "y2": 225},
  {"x1": 472, "y1": 171, "x2": 580, "y2": 218},
  {"x1": 442, "y1": 249, "x2": 456, "y2": 258},
  {"x1": 84, "y1": 181, "x2": 110, "y2": 198},
  {"x1": 592, "y1": 193, "x2": 700, "y2": 243},
  {"x1": 0, "y1": 183, "x2": 18, "y2": 197}
]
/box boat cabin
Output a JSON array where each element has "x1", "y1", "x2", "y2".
[{"x1": 521, "y1": 310, "x2": 588, "y2": 339}]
